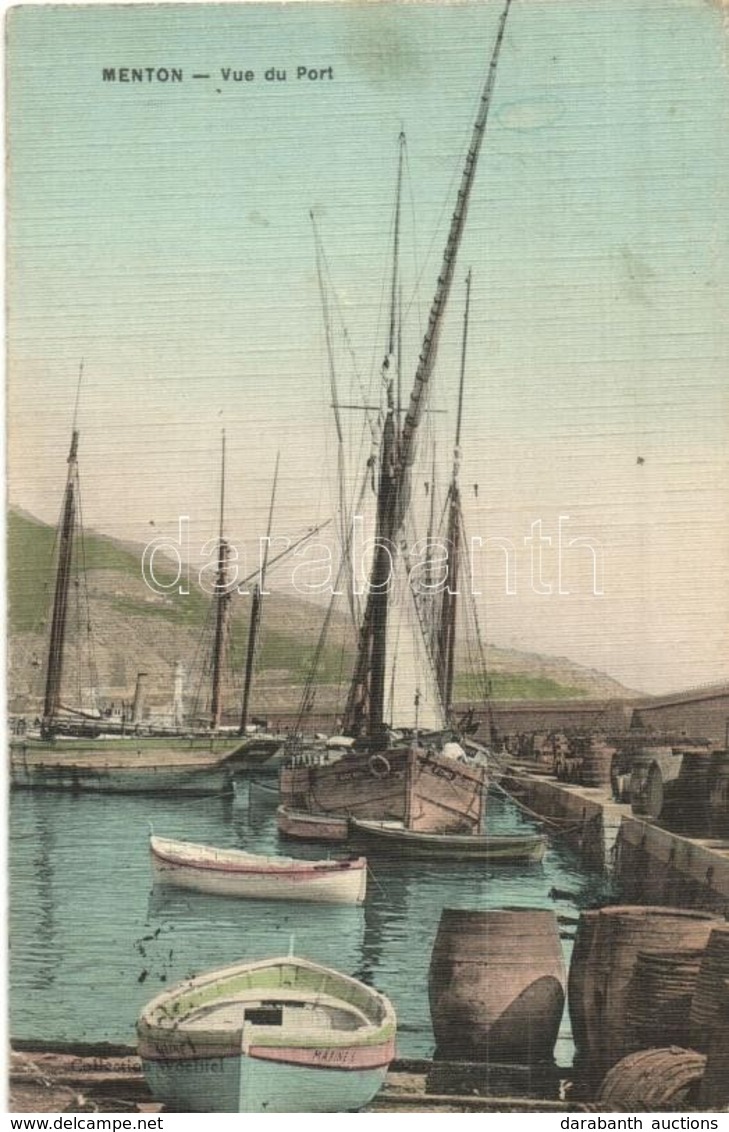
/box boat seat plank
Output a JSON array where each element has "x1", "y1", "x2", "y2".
[{"x1": 175, "y1": 990, "x2": 374, "y2": 1032}]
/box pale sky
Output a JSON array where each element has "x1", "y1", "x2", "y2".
[{"x1": 6, "y1": 0, "x2": 729, "y2": 694}]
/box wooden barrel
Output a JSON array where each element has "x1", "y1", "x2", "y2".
[
  {"x1": 672, "y1": 748, "x2": 713, "y2": 836},
  {"x1": 708, "y1": 751, "x2": 729, "y2": 839},
  {"x1": 428, "y1": 907, "x2": 566, "y2": 1063},
  {"x1": 689, "y1": 925, "x2": 729, "y2": 1051},
  {"x1": 598, "y1": 1048, "x2": 706, "y2": 1111},
  {"x1": 556, "y1": 755, "x2": 582, "y2": 784},
  {"x1": 699, "y1": 978, "x2": 729, "y2": 1110},
  {"x1": 624, "y1": 948, "x2": 704, "y2": 1052},
  {"x1": 611, "y1": 771, "x2": 632, "y2": 804},
  {"x1": 567, "y1": 910, "x2": 600, "y2": 1061},
  {"x1": 630, "y1": 756, "x2": 664, "y2": 820},
  {"x1": 581, "y1": 738, "x2": 617, "y2": 788},
  {"x1": 583, "y1": 906, "x2": 720, "y2": 1075}
]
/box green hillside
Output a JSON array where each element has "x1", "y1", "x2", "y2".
[
  {"x1": 7, "y1": 509, "x2": 195, "y2": 633},
  {"x1": 7, "y1": 507, "x2": 632, "y2": 707},
  {"x1": 7, "y1": 508, "x2": 354, "y2": 702},
  {"x1": 7, "y1": 510, "x2": 57, "y2": 632},
  {"x1": 456, "y1": 672, "x2": 584, "y2": 702}
]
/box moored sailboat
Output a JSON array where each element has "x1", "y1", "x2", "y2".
[
  {"x1": 10, "y1": 418, "x2": 241, "y2": 793},
  {"x1": 281, "y1": 3, "x2": 514, "y2": 835}
]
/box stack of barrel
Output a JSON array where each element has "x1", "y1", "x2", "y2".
[
  {"x1": 627, "y1": 739, "x2": 727, "y2": 839},
  {"x1": 708, "y1": 750, "x2": 729, "y2": 839},
  {"x1": 699, "y1": 977, "x2": 729, "y2": 1109},
  {"x1": 427, "y1": 907, "x2": 566, "y2": 1097},
  {"x1": 671, "y1": 746, "x2": 714, "y2": 836},
  {"x1": 690, "y1": 924, "x2": 729, "y2": 1110},
  {"x1": 629, "y1": 744, "x2": 674, "y2": 822},
  {"x1": 580, "y1": 735, "x2": 617, "y2": 789},
  {"x1": 568, "y1": 906, "x2": 729, "y2": 1109},
  {"x1": 555, "y1": 732, "x2": 583, "y2": 784},
  {"x1": 552, "y1": 730, "x2": 617, "y2": 787}
]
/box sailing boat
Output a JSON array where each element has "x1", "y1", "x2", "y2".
[
  {"x1": 280, "y1": 0, "x2": 513, "y2": 835},
  {"x1": 183, "y1": 434, "x2": 281, "y2": 768},
  {"x1": 232, "y1": 451, "x2": 290, "y2": 769},
  {"x1": 10, "y1": 416, "x2": 242, "y2": 793}
]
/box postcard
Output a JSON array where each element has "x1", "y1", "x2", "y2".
[{"x1": 6, "y1": 0, "x2": 729, "y2": 1118}]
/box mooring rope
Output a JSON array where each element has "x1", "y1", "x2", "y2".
[{"x1": 489, "y1": 776, "x2": 592, "y2": 837}]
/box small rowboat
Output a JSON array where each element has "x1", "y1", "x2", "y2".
[
  {"x1": 228, "y1": 734, "x2": 283, "y2": 771},
  {"x1": 349, "y1": 820, "x2": 546, "y2": 863},
  {"x1": 138, "y1": 955, "x2": 397, "y2": 1112},
  {"x1": 277, "y1": 805, "x2": 350, "y2": 842},
  {"x1": 149, "y1": 834, "x2": 366, "y2": 904},
  {"x1": 247, "y1": 776, "x2": 280, "y2": 806}
]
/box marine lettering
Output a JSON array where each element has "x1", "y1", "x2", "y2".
[{"x1": 311, "y1": 1046, "x2": 355, "y2": 1064}]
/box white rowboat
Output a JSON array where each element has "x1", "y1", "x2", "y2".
[
  {"x1": 149, "y1": 834, "x2": 367, "y2": 904},
  {"x1": 137, "y1": 954, "x2": 396, "y2": 1112}
]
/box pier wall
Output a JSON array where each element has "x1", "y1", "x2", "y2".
[
  {"x1": 479, "y1": 700, "x2": 632, "y2": 737},
  {"x1": 615, "y1": 817, "x2": 729, "y2": 916},
  {"x1": 503, "y1": 772, "x2": 729, "y2": 914},
  {"x1": 501, "y1": 772, "x2": 625, "y2": 871},
  {"x1": 255, "y1": 682, "x2": 729, "y2": 743},
  {"x1": 470, "y1": 682, "x2": 729, "y2": 744},
  {"x1": 631, "y1": 687, "x2": 729, "y2": 745}
]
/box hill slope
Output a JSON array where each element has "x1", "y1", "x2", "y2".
[{"x1": 7, "y1": 508, "x2": 633, "y2": 714}]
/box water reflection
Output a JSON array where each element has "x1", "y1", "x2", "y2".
[
  {"x1": 9, "y1": 785, "x2": 609, "y2": 1054},
  {"x1": 10, "y1": 792, "x2": 60, "y2": 990},
  {"x1": 357, "y1": 860, "x2": 412, "y2": 986}
]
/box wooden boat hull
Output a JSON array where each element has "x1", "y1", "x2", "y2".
[
  {"x1": 150, "y1": 835, "x2": 367, "y2": 904},
  {"x1": 350, "y1": 820, "x2": 546, "y2": 862},
  {"x1": 138, "y1": 955, "x2": 396, "y2": 1112},
  {"x1": 277, "y1": 806, "x2": 350, "y2": 842},
  {"x1": 280, "y1": 746, "x2": 486, "y2": 834},
  {"x1": 10, "y1": 741, "x2": 234, "y2": 795}
]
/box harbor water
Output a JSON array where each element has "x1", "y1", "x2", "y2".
[{"x1": 9, "y1": 783, "x2": 612, "y2": 1062}]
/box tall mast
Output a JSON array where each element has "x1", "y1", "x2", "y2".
[
  {"x1": 387, "y1": 133, "x2": 406, "y2": 378},
  {"x1": 438, "y1": 270, "x2": 471, "y2": 717},
  {"x1": 368, "y1": 132, "x2": 407, "y2": 735},
  {"x1": 210, "y1": 430, "x2": 230, "y2": 731},
  {"x1": 425, "y1": 444, "x2": 437, "y2": 594},
  {"x1": 345, "y1": 1, "x2": 512, "y2": 737},
  {"x1": 396, "y1": 282, "x2": 403, "y2": 426},
  {"x1": 396, "y1": 0, "x2": 512, "y2": 527},
  {"x1": 343, "y1": 135, "x2": 406, "y2": 739},
  {"x1": 239, "y1": 586, "x2": 260, "y2": 737},
  {"x1": 42, "y1": 364, "x2": 84, "y2": 736},
  {"x1": 239, "y1": 452, "x2": 280, "y2": 736},
  {"x1": 42, "y1": 429, "x2": 79, "y2": 733}
]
